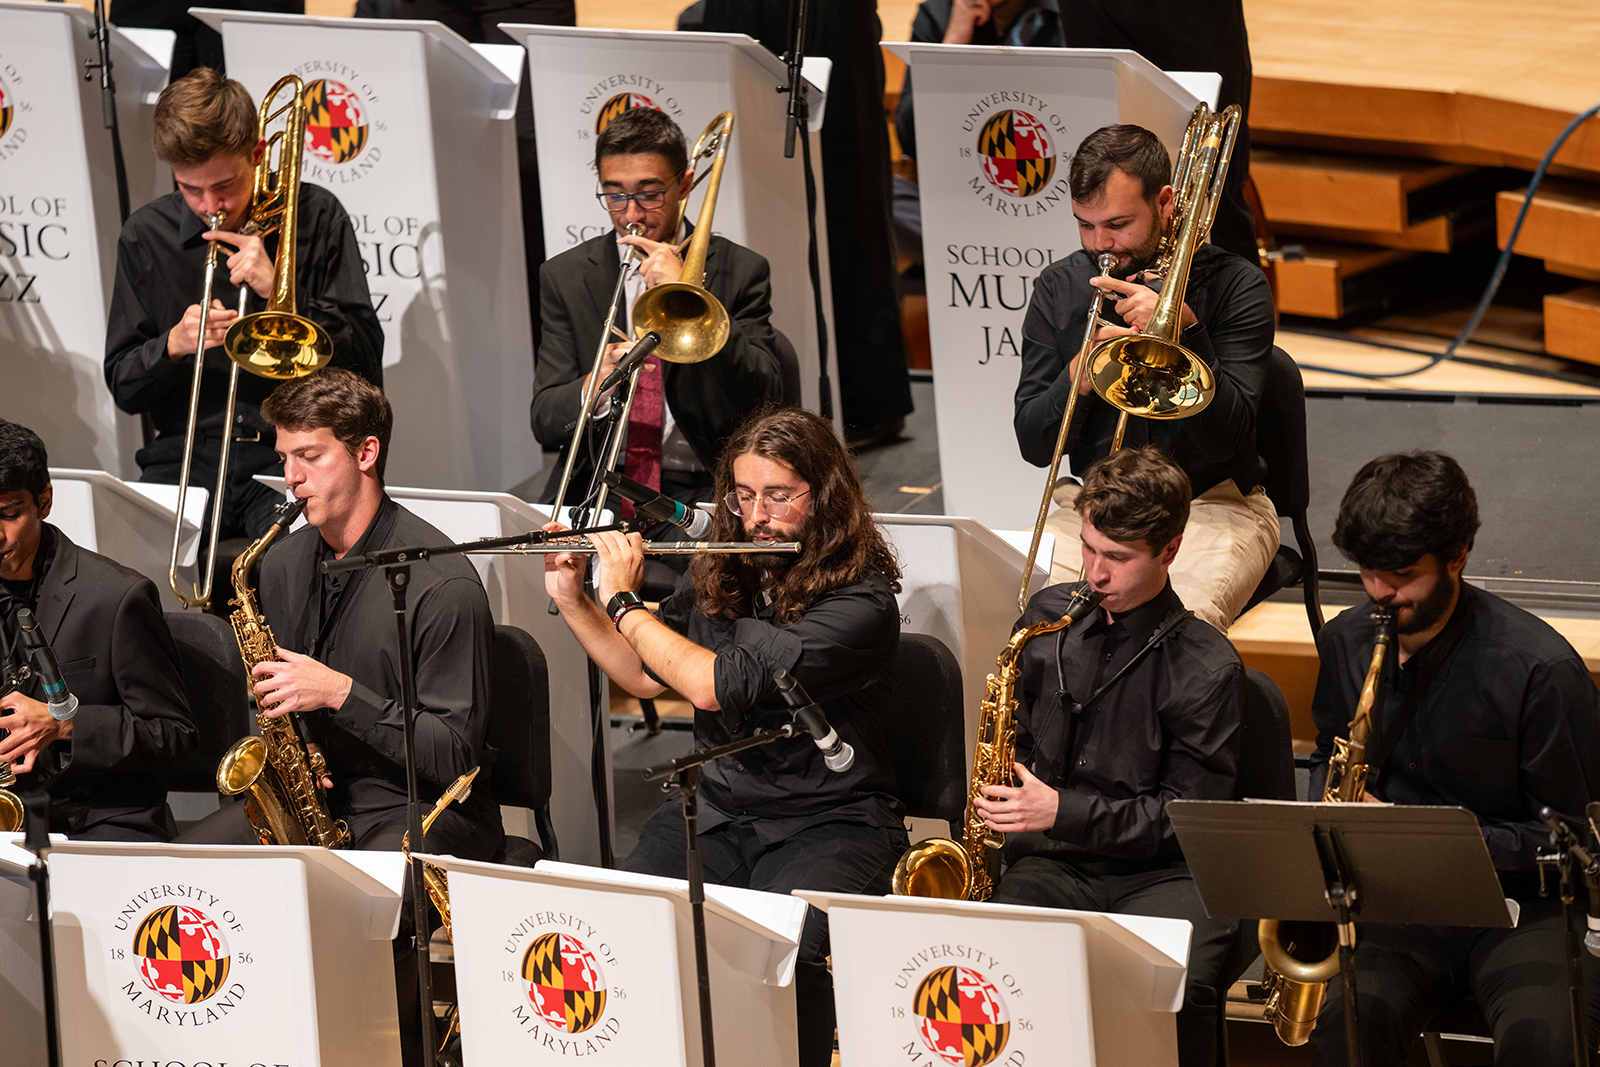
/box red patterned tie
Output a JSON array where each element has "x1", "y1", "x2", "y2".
[{"x1": 619, "y1": 353, "x2": 663, "y2": 518}]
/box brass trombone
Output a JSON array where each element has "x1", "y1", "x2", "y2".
[
  {"x1": 1013, "y1": 104, "x2": 1238, "y2": 611},
  {"x1": 167, "y1": 74, "x2": 333, "y2": 609}
]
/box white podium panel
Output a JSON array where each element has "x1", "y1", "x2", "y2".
[
  {"x1": 0, "y1": 2, "x2": 172, "y2": 479},
  {"x1": 45, "y1": 841, "x2": 402, "y2": 1067},
  {"x1": 47, "y1": 467, "x2": 207, "y2": 613},
  {"x1": 800, "y1": 890, "x2": 1190, "y2": 1067},
  {"x1": 434, "y1": 856, "x2": 805, "y2": 1067},
  {"x1": 254, "y1": 472, "x2": 615, "y2": 868},
  {"x1": 511, "y1": 25, "x2": 842, "y2": 422},
  {"x1": 0, "y1": 836, "x2": 50, "y2": 1067},
  {"x1": 885, "y1": 43, "x2": 1208, "y2": 530},
  {"x1": 879, "y1": 515, "x2": 1050, "y2": 758},
  {"x1": 192, "y1": 9, "x2": 538, "y2": 495}
]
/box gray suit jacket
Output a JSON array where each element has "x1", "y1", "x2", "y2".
[{"x1": 529, "y1": 230, "x2": 785, "y2": 499}]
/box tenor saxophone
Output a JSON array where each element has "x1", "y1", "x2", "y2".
[
  {"x1": 1255, "y1": 605, "x2": 1395, "y2": 1045},
  {"x1": 893, "y1": 586, "x2": 1105, "y2": 901},
  {"x1": 216, "y1": 496, "x2": 351, "y2": 848}
]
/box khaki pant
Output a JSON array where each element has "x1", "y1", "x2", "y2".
[{"x1": 1044, "y1": 478, "x2": 1280, "y2": 634}]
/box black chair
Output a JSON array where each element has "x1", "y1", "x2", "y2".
[
  {"x1": 884, "y1": 633, "x2": 968, "y2": 828},
  {"x1": 1240, "y1": 345, "x2": 1324, "y2": 636},
  {"x1": 163, "y1": 611, "x2": 253, "y2": 794},
  {"x1": 1213, "y1": 668, "x2": 1298, "y2": 1061},
  {"x1": 488, "y1": 624, "x2": 559, "y2": 865},
  {"x1": 773, "y1": 328, "x2": 803, "y2": 408}
]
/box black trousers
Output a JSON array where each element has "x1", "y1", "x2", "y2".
[
  {"x1": 180, "y1": 788, "x2": 503, "y2": 1067},
  {"x1": 137, "y1": 433, "x2": 284, "y2": 542},
  {"x1": 622, "y1": 800, "x2": 908, "y2": 1067},
  {"x1": 1309, "y1": 894, "x2": 1600, "y2": 1067},
  {"x1": 990, "y1": 847, "x2": 1240, "y2": 1067}
]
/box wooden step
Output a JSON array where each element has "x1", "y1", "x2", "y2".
[
  {"x1": 1496, "y1": 179, "x2": 1600, "y2": 277},
  {"x1": 1271, "y1": 205, "x2": 1491, "y2": 254},
  {"x1": 1272, "y1": 240, "x2": 1429, "y2": 319},
  {"x1": 1544, "y1": 285, "x2": 1600, "y2": 367},
  {"x1": 1251, "y1": 147, "x2": 1480, "y2": 232}
]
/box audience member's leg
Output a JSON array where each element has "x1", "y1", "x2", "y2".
[
  {"x1": 619, "y1": 799, "x2": 751, "y2": 887},
  {"x1": 1166, "y1": 479, "x2": 1279, "y2": 633},
  {"x1": 747, "y1": 820, "x2": 908, "y2": 1067},
  {"x1": 1310, "y1": 922, "x2": 1465, "y2": 1067}
]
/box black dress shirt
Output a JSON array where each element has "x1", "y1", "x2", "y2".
[
  {"x1": 1013, "y1": 581, "x2": 1242, "y2": 860},
  {"x1": 1310, "y1": 584, "x2": 1600, "y2": 884},
  {"x1": 1013, "y1": 243, "x2": 1274, "y2": 497},
  {"x1": 649, "y1": 569, "x2": 905, "y2": 844},
  {"x1": 104, "y1": 185, "x2": 383, "y2": 440},
  {"x1": 257, "y1": 496, "x2": 499, "y2": 834}
]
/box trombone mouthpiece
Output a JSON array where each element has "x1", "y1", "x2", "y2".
[{"x1": 1096, "y1": 252, "x2": 1117, "y2": 274}]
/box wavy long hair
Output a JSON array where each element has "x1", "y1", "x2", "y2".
[{"x1": 691, "y1": 407, "x2": 901, "y2": 622}]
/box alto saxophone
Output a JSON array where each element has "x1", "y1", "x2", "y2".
[
  {"x1": 216, "y1": 496, "x2": 351, "y2": 848},
  {"x1": 402, "y1": 767, "x2": 479, "y2": 1059},
  {"x1": 894, "y1": 586, "x2": 1105, "y2": 901},
  {"x1": 1255, "y1": 606, "x2": 1395, "y2": 1045}
]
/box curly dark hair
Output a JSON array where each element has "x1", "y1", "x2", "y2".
[
  {"x1": 691, "y1": 407, "x2": 901, "y2": 622},
  {"x1": 1070, "y1": 124, "x2": 1172, "y2": 203},
  {"x1": 0, "y1": 420, "x2": 49, "y2": 503},
  {"x1": 1333, "y1": 451, "x2": 1480, "y2": 571},
  {"x1": 1074, "y1": 446, "x2": 1191, "y2": 551},
  {"x1": 261, "y1": 368, "x2": 394, "y2": 482}
]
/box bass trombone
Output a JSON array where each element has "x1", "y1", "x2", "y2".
[
  {"x1": 1014, "y1": 103, "x2": 1238, "y2": 611},
  {"x1": 167, "y1": 74, "x2": 333, "y2": 610}
]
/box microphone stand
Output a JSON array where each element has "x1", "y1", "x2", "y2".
[
  {"x1": 21, "y1": 791, "x2": 62, "y2": 1067},
  {"x1": 642, "y1": 721, "x2": 810, "y2": 1067},
  {"x1": 83, "y1": 0, "x2": 131, "y2": 225},
  {"x1": 777, "y1": 0, "x2": 833, "y2": 420},
  {"x1": 1538, "y1": 807, "x2": 1599, "y2": 1067}
]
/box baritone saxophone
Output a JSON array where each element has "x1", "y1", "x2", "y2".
[{"x1": 216, "y1": 496, "x2": 351, "y2": 848}]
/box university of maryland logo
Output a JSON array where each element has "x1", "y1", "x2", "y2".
[
  {"x1": 523, "y1": 932, "x2": 608, "y2": 1033},
  {"x1": 913, "y1": 965, "x2": 1011, "y2": 1067},
  {"x1": 977, "y1": 109, "x2": 1056, "y2": 198},
  {"x1": 0, "y1": 75, "x2": 12, "y2": 140},
  {"x1": 132, "y1": 905, "x2": 232, "y2": 1005},
  {"x1": 595, "y1": 92, "x2": 661, "y2": 136},
  {"x1": 302, "y1": 78, "x2": 370, "y2": 164}
]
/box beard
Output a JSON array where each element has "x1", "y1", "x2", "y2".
[
  {"x1": 745, "y1": 513, "x2": 810, "y2": 573},
  {"x1": 1389, "y1": 559, "x2": 1458, "y2": 635},
  {"x1": 1124, "y1": 217, "x2": 1166, "y2": 277}
]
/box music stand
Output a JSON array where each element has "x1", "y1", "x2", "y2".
[{"x1": 1168, "y1": 800, "x2": 1516, "y2": 1067}]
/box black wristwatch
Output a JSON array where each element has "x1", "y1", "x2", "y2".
[{"x1": 607, "y1": 590, "x2": 646, "y2": 631}]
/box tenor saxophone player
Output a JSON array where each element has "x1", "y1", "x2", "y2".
[
  {"x1": 972, "y1": 447, "x2": 1245, "y2": 1067},
  {"x1": 1305, "y1": 452, "x2": 1600, "y2": 1067},
  {"x1": 181, "y1": 368, "x2": 501, "y2": 1067}
]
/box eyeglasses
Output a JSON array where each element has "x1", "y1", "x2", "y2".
[
  {"x1": 595, "y1": 189, "x2": 670, "y2": 212},
  {"x1": 723, "y1": 489, "x2": 810, "y2": 520}
]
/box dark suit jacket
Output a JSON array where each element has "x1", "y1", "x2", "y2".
[
  {"x1": 529, "y1": 230, "x2": 785, "y2": 500},
  {"x1": 10, "y1": 528, "x2": 196, "y2": 839}
]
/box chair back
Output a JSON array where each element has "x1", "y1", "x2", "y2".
[
  {"x1": 772, "y1": 328, "x2": 803, "y2": 408},
  {"x1": 163, "y1": 611, "x2": 253, "y2": 793},
  {"x1": 883, "y1": 633, "x2": 967, "y2": 824},
  {"x1": 1254, "y1": 345, "x2": 1311, "y2": 518},
  {"x1": 487, "y1": 624, "x2": 553, "y2": 811},
  {"x1": 1236, "y1": 668, "x2": 1296, "y2": 802}
]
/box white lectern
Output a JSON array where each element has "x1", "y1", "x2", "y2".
[
  {"x1": 878, "y1": 515, "x2": 1050, "y2": 757},
  {"x1": 0, "y1": 2, "x2": 172, "y2": 478},
  {"x1": 799, "y1": 890, "x2": 1190, "y2": 1067},
  {"x1": 0, "y1": 835, "x2": 56, "y2": 1067},
  {"x1": 47, "y1": 467, "x2": 206, "y2": 613},
  {"x1": 886, "y1": 44, "x2": 1214, "y2": 530},
  {"x1": 191, "y1": 9, "x2": 538, "y2": 495},
  {"x1": 253, "y1": 473, "x2": 615, "y2": 868},
  {"x1": 432, "y1": 855, "x2": 806, "y2": 1066},
  {"x1": 42, "y1": 840, "x2": 403, "y2": 1067},
  {"x1": 509, "y1": 25, "x2": 842, "y2": 422}
]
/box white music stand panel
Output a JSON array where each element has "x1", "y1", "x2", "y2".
[
  {"x1": 430, "y1": 854, "x2": 804, "y2": 1067},
  {"x1": 0, "y1": 835, "x2": 54, "y2": 1067},
  {"x1": 799, "y1": 889, "x2": 1189, "y2": 1067},
  {"x1": 45, "y1": 840, "x2": 403, "y2": 1067},
  {"x1": 46, "y1": 467, "x2": 206, "y2": 612}
]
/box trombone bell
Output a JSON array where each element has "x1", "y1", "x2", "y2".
[
  {"x1": 630, "y1": 282, "x2": 729, "y2": 365},
  {"x1": 225, "y1": 312, "x2": 333, "y2": 379},
  {"x1": 1088, "y1": 336, "x2": 1216, "y2": 419}
]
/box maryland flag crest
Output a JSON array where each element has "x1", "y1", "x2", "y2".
[
  {"x1": 913, "y1": 965, "x2": 1010, "y2": 1067},
  {"x1": 977, "y1": 109, "x2": 1056, "y2": 198},
  {"x1": 595, "y1": 92, "x2": 661, "y2": 136},
  {"x1": 302, "y1": 78, "x2": 370, "y2": 164},
  {"x1": 133, "y1": 905, "x2": 232, "y2": 1005},
  {"x1": 522, "y1": 932, "x2": 608, "y2": 1034},
  {"x1": 0, "y1": 77, "x2": 13, "y2": 140}
]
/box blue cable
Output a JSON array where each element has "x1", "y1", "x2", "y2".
[{"x1": 1294, "y1": 100, "x2": 1600, "y2": 381}]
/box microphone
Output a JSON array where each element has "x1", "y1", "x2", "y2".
[
  {"x1": 598, "y1": 331, "x2": 662, "y2": 393},
  {"x1": 773, "y1": 668, "x2": 854, "y2": 773},
  {"x1": 1541, "y1": 806, "x2": 1600, "y2": 956},
  {"x1": 601, "y1": 472, "x2": 713, "y2": 537},
  {"x1": 14, "y1": 608, "x2": 78, "y2": 721}
]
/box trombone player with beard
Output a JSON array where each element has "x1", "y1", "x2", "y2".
[{"x1": 544, "y1": 406, "x2": 907, "y2": 1067}]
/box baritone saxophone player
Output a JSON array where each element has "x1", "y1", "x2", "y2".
[{"x1": 180, "y1": 368, "x2": 501, "y2": 1067}]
